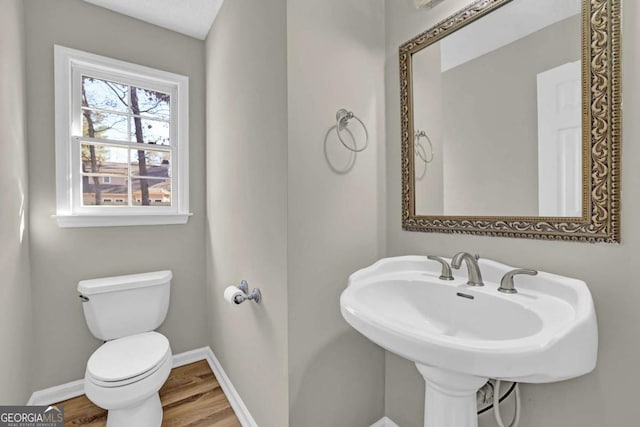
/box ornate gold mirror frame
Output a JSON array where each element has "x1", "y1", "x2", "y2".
[{"x1": 400, "y1": 0, "x2": 621, "y2": 242}]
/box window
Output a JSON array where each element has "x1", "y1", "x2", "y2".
[{"x1": 54, "y1": 46, "x2": 190, "y2": 227}]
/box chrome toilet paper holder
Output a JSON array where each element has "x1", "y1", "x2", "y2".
[{"x1": 235, "y1": 280, "x2": 262, "y2": 304}]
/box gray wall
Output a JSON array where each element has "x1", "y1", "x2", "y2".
[
  {"x1": 24, "y1": 0, "x2": 208, "y2": 391},
  {"x1": 0, "y1": 0, "x2": 33, "y2": 404},
  {"x1": 385, "y1": 0, "x2": 639, "y2": 426},
  {"x1": 286, "y1": 0, "x2": 387, "y2": 425},
  {"x1": 205, "y1": 0, "x2": 388, "y2": 425},
  {"x1": 204, "y1": 0, "x2": 290, "y2": 426}
]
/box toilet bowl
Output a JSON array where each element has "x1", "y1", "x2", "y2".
[
  {"x1": 84, "y1": 332, "x2": 172, "y2": 427},
  {"x1": 78, "y1": 271, "x2": 173, "y2": 427}
]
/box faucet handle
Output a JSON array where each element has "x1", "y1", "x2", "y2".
[
  {"x1": 427, "y1": 256, "x2": 454, "y2": 281},
  {"x1": 498, "y1": 269, "x2": 538, "y2": 294}
]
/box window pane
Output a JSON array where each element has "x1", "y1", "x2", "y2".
[
  {"x1": 130, "y1": 117, "x2": 170, "y2": 145},
  {"x1": 83, "y1": 110, "x2": 129, "y2": 141},
  {"x1": 132, "y1": 87, "x2": 170, "y2": 120},
  {"x1": 132, "y1": 179, "x2": 171, "y2": 206},
  {"x1": 81, "y1": 144, "x2": 128, "y2": 175},
  {"x1": 131, "y1": 149, "x2": 171, "y2": 178},
  {"x1": 82, "y1": 76, "x2": 129, "y2": 113},
  {"x1": 82, "y1": 176, "x2": 128, "y2": 206}
]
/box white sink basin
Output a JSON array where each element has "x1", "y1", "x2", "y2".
[{"x1": 340, "y1": 256, "x2": 598, "y2": 427}]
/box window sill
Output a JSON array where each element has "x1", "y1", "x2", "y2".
[{"x1": 54, "y1": 213, "x2": 192, "y2": 228}]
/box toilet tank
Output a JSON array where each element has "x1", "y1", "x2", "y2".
[{"x1": 78, "y1": 271, "x2": 172, "y2": 341}]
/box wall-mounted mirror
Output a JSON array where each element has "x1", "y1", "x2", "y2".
[{"x1": 400, "y1": 0, "x2": 621, "y2": 242}]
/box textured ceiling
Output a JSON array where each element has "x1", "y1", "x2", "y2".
[{"x1": 83, "y1": 0, "x2": 224, "y2": 40}]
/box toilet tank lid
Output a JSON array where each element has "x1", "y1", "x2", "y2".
[{"x1": 78, "y1": 270, "x2": 172, "y2": 296}]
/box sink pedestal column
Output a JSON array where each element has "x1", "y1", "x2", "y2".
[{"x1": 416, "y1": 364, "x2": 488, "y2": 427}]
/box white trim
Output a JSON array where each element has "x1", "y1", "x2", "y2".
[
  {"x1": 54, "y1": 213, "x2": 192, "y2": 228},
  {"x1": 27, "y1": 346, "x2": 257, "y2": 427},
  {"x1": 27, "y1": 380, "x2": 85, "y2": 406},
  {"x1": 54, "y1": 45, "x2": 190, "y2": 227},
  {"x1": 370, "y1": 416, "x2": 400, "y2": 427}
]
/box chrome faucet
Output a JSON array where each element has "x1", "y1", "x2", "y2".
[
  {"x1": 451, "y1": 252, "x2": 484, "y2": 286},
  {"x1": 498, "y1": 269, "x2": 538, "y2": 294}
]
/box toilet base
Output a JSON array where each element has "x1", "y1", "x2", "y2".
[{"x1": 106, "y1": 393, "x2": 162, "y2": 427}]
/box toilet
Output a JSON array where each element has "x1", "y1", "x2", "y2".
[{"x1": 78, "y1": 271, "x2": 173, "y2": 427}]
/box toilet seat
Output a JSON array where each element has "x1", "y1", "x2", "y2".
[{"x1": 87, "y1": 332, "x2": 171, "y2": 388}]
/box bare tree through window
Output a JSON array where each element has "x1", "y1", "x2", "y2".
[{"x1": 81, "y1": 76, "x2": 171, "y2": 206}]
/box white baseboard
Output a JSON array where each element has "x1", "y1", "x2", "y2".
[
  {"x1": 172, "y1": 346, "x2": 210, "y2": 368},
  {"x1": 371, "y1": 416, "x2": 400, "y2": 427},
  {"x1": 27, "y1": 379, "x2": 84, "y2": 406},
  {"x1": 27, "y1": 346, "x2": 257, "y2": 427}
]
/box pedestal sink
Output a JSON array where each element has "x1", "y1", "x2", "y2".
[{"x1": 340, "y1": 256, "x2": 598, "y2": 427}]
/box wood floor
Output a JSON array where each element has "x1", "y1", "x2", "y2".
[{"x1": 56, "y1": 360, "x2": 241, "y2": 427}]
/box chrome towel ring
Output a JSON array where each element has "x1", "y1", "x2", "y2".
[
  {"x1": 414, "y1": 130, "x2": 434, "y2": 165},
  {"x1": 336, "y1": 109, "x2": 369, "y2": 152}
]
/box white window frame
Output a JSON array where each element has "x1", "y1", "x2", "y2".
[{"x1": 54, "y1": 45, "x2": 190, "y2": 228}]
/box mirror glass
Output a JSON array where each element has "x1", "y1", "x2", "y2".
[{"x1": 412, "y1": 0, "x2": 582, "y2": 217}]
